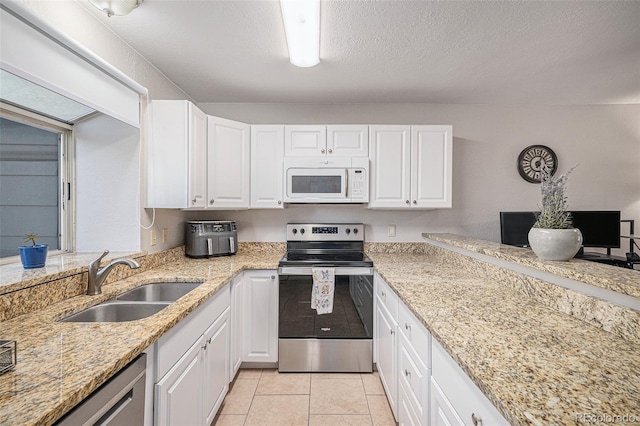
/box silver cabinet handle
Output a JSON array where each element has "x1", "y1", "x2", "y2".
[
  {"x1": 321, "y1": 148, "x2": 326, "y2": 153},
  {"x1": 192, "y1": 198, "x2": 197, "y2": 205},
  {"x1": 405, "y1": 323, "x2": 411, "y2": 330},
  {"x1": 471, "y1": 413, "x2": 483, "y2": 426},
  {"x1": 271, "y1": 275, "x2": 276, "y2": 280},
  {"x1": 277, "y1": 200, "x2": 282, "y2": 205},
  {"x1": 390, "y1": 329, "x2": 395, "y2": 335},
  {"x1": 404, "y1": 369, "x2": 411, "y2": 377},
  {"x1": 328, "y1": 148, "x2": 333, "y2": 153},
  {"x1": 405, "y1": 200, "x2": 410, "y2": 204},
  {"x1": 413, "y1": 200, "x2": 417, "y2": 204},
  {"x1": 381, "y1": 291, "x2": 386, "y2": 297},
  {"x1": 209, "y1": 199, "x2": 214, "y2": 205}
]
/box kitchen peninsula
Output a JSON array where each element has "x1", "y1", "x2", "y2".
[{"x1": 0, "y1": 236, "x2": 638, "y2": 425}]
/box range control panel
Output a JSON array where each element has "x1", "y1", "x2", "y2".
[{"x1": 286, "y1": 223, "x2": 364, "y2": 241}]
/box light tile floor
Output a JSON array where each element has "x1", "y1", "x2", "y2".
[{"x1": 213, "y1": 369, "x2": 397, "y2": 426}]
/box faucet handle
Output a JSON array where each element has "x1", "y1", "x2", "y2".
[{"x1": 90, "y1": 250, "x2": 110, "y2": 269}]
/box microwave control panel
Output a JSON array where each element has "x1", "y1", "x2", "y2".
[{"x1": 349, "y1": 168, "x2": 368, "y2": 200}]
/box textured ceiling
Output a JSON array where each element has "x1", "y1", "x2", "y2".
[{"x1": 82, "y1": 0, "x2": 640, "y2": 104}]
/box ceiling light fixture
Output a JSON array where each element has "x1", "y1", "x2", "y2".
[
  {"x1": 279, "y1": 0, "x2": 320, "y2": 67},
  {"x1": 88, "y1": 0, "x2": 142, "y2": 17}
]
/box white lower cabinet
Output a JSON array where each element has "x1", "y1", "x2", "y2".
[
  {"x1": 242, "y1": 270, "x2": 278, "y2": 363},
  {"x1": 229, "y1": 274, "x2": 244, "y2": 380},
  {"x1": 431, "y1": 337, "x2": 509, "y2": 426},
  {"x1": 154, "y1": 284, "x2": 230, "y2": 426},
  {"x1": 374, "y1": 274, "x2": 400, "y2": 418}
]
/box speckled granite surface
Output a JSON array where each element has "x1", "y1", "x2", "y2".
[
  {"x1": 0, "y1": 247, "x2": 283, "y2": 426},
  {"x1": 370, "y1": 251, "x2": 640, "y2": 426},
  {"x1": 425, "y1": 233, "x2": 640, "y2": 298},
  {"x1": 1, "y1": 239, "x2": 639, "y2": 426}
]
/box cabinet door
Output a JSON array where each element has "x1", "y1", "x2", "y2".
[
  {"x1": 430, "y1": 377, "x2": 464, "y2": 426},
  {"x1": 188, "y1": 103, "x2": 207, "y2": 208},
  {"x1": 147, "y1": 100, "x2": 206, "y2": 209},
  {"x1": 242, "y1": 271, "x2": 278, "y2": 363},
  {"x1": 375, "y1": 299, "x2": 397, "y2": 419},
  {"x1": 207, "y1": 116, "x2": 250, "y2": 209},
  {"x1": 411, "y1": 125, "x2": 453, "y2": 208},
  {"x1": 398, "y1": 377, "x2": 423, "y2": 426},
  {"x1": 285, "y1": 125, "x2": 326, "y2": 156},
  {"x1": 250, "y1": 125, "x2": 284, "y2": 208},
  {"x1": 202, "y1": 308, "x2": 230, "y2": 426},
  {"x1": 368, "y1": 125, "x2": 411, "y2": 209},
  {"x1": 327, "y1": 125, "x2": 368, "y2": 157},
  {"x1": 155, "y1": 336, "x2": 203, "y2": 426},
  {"x1": 229, "y1": 274, "x2": 244, "y2": 381}
]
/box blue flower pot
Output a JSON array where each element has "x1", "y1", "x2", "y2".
[{"x1": 19, "y1": 245, "x2": 48, "y2": 269}]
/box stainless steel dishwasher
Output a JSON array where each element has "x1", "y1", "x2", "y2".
[{"x1": 55, "y1": 354, "x2": 146, "y2": 426}]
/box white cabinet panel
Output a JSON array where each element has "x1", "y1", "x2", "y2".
[
  {"x1": 375, "y1": 296, "x2": 397, "y2": 418},
  {"x1": 242, "y1": 271, "x2": 278, "y2": 363},
  {"x1": 431, "y1": 337, "x2": 508, "y2": 426},
  {"x1": 229, "y1": 274, "x2": 244, "y2": 380},
  {"x1": 327, "y1": 125, "x2": 369, "y2": 157},
  {"x1": 411, "y1": 125, "x2": 452, "y2": 208},
  {"x1": 155, "y1": 336, "x2": 203, "y2": 426},
  {"x1": 285, "y1": 125, "x2": 326, "y2": 156},
  {"x1": 369, "y1": 125, "x2": 452, "y2": 209},
  {"x1": 207, "y1": 116, "x2": 250, "y2": 209},
  {"x1": 368, "y1": 125, "x2": 411, "y2": 209},
  {"x1": 202, "y1": 308, "x2": 230, "y2": 426},
  {"x1": 430, "y1": 378, "x2": 465, "y2": 426},
  {"x1": 250, "y1": 125, "x2": 284, "y2": 208},
  {"x1": 147, "y1": 100, "x2": 207, "y2": 208}
]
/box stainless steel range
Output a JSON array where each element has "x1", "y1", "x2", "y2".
[{"x1": 278, "y1": 223, "x2": 374, "y2": 372}]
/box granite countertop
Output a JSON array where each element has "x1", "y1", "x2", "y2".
[
  {"x1": 1, "y1": 240, "x2": 639, "y2": 425},
  {"x1": 369, "y1": 249, "x2": 640, "y2": 426},
  {"x1": 0, "y1": 250, "x2": 283, "y2": 426}
]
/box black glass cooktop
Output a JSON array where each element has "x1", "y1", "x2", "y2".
[{"x1": 279, "y1": 250, "x2": 373, "y2": 267}]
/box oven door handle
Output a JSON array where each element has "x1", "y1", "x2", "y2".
[{"x1": 278, "y1": 266, "x2": 373, "y2": 276}]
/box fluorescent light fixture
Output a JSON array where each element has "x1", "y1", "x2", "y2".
[
  {"x1": 279, "y1": 0, "x2": 320, "y2": 67},
  {"x1": 88, "y1": 0, "x2": 142, "y2": 17}
]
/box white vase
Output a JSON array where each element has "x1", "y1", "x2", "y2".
[{"x1": 528, "y1": 228, "x2": 583, "y2": 261}]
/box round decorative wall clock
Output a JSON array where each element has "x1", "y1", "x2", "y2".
[{"x1": 517, "y1": 145, "x2": 558, "y2": 183}]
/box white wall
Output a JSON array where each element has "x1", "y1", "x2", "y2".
[
  {"x1": 75, "y1": 114, "x2": 140, "y2": 252},
  {"x1": 197, "y1": 103, "x2": 640, "y2": 256}
]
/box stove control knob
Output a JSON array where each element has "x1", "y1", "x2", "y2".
[
  {"x1": 346, "y1": 228, "x2": 351, "y2": 234},
  {"x1": 292, "y1": 228, "x2": 298, "y2": 234},
  {"x1": 300, "y1": 228, "x2": 306, "y2": 235},
  {"x1": 353, "y1": 228, "x2": 359, "y2": 234}
]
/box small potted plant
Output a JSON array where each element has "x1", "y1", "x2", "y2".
[
  {"x1": 19, "y1": 233, "x2": 48, "y2": 269},
  {"x1": 528, "y1": 165, "x2": 583, "y2": 261}
]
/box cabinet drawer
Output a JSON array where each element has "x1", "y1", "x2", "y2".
[
  {"x1": 374, "y1": 273, "x2": 398, "y2": 319},
  {"x1": 156, "y1": 284, "x2": 230, "y2": 379},
  {"x1": 430, "y1": 377, "x2": 464, "y2": 426},
  {"x1": 398, "y1": 301, "x2": 430, "y2": 368},
  {"x1": 398, "y1": 333, "x2": 429, "y2": 424},
  {"x1": 432, "y1": 338, "x2": 508, "y2": 426}
]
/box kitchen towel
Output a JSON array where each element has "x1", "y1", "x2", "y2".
[{"x1": 311, "y1": 267, "x2": 335, "y2": 315}]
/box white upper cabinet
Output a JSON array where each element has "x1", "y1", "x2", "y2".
[
  {"x1": 369, "y1": 125, "x2": 452, "y2": 209},
  {"x1": 411, "y1": 126, "x2": 453, "y2": 208},
  {"x1": 327, "y1": 125, "x2": 369, "y2": 157},
  {"x1": 368, "y1": 125, "x2": 411, "y2": 209},
  {"x1": 207, "y1": 116, "x2": 250, "y2": 209},
  {"x1": 251, "y1": 125, "x2": 284, "y2": 209},
  {"x1": 146, "y1": 100, "x2": 207, "y2": 209},
  {"x1": 285, "y1": 125, "x2": 368, "y2": 157}
]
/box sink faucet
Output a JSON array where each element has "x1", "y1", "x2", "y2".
[{"x1": 87, "y1": 250, "x2": 140, "y2": 295}]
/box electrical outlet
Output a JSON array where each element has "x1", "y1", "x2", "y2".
[
  {"x1": 162, "y1": 228, "x2": 168, "y2": 243},
  {"x1": 150, "y1": 230, "x2": 157, "y2": 246},
  {"x1": 388, "y1": 224, "x2": 396, "y2": 237}
]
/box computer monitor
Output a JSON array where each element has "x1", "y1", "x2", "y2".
[
  {"x1": 500, "y1": 210, "x2": 622, "y2": 250},
  {"x1": 500, "y1": 212, "x2": 536, "y2": 247},
  {"x1": 570, "y1": 211, "x2": 621, "y2": 249}
]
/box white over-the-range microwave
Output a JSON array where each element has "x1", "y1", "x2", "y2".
[{"x1": 284, "y1": 157, "x2": 369, "y2": 203}]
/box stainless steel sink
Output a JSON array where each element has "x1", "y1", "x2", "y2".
[
  {"x1": 61, "y1": 301, "x2": 169, "y2": 323},
  {"x1": 115, "y1": 282, "x2": 202, "y2": 302}
]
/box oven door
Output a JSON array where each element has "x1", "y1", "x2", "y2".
[
  {"x1": 284, "y1": 168, "x2": 348, "y2": 203},
  {"x1": 278, "y1": 266, "x2": 373, "y2": 372}
]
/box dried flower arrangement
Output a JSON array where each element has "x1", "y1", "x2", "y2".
[{"x1": 533, "y1": 164, "x2": 578, "y2": 229}]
